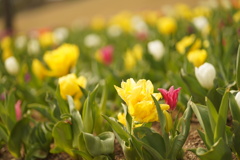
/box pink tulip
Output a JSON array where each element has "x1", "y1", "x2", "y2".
[
  {"x1": 101, "y1": 45, "x2": 114, "y2": 65},
  {"x1": 15, "y1": 100, "x2": 22, "y2": 121},
  {"x1": 158, "y1": 86, "x2": 181, "y2": 111}
]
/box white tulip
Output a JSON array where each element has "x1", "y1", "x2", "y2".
[
  {"x1": 27, "y1": 38, "x2": 40, "y2": 55},
  {"x1": 53, "y1": 27, "x2": 69, "y2": 45},
  {"x1": 192, "y1": 16, "x2": 208, "y2": 31},
  {"x1": 15, "y1": 35, "x2": 27, "y2": 50},
  {"x1": 235, "y1": 92, "x2": 240, "y2": 108},
  {"x1": 107, "y1": 25, "x2": 122, "y2": 37},
  {"x1": 84, "y1": 34, "x2": 101, "y2": 48},
  {"x1": 147, "y1": 40, "x2": 165, "y2": 60},
  {"x1": 131, "y1": 16, "x2": 148, "y2": 34},
  {"x1": 4, "y1": 56, "x2": 19, "y2": 75},
  {"x1": 195, "y1": 62, "x2": 216, "y2": 90}
]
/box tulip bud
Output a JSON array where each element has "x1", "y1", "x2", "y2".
[
  {"x1": 195, "y1": 62, "x2": 216, "y2": 90},
  {"x1": 27, "y1": 38, "x2": 40, "y2": 55},
  {"x1": 84, "y1": 34, "x2": 101, "y2": 48},
  {"x1": 192, "y1": 16, "x2": 208, "y2": 31},
  {"x1": 235, "y1": 92, "x2": 240, "y2": 108},
  {"x1": 147, "y1": 40, "x2": 165, "y2": 60},
  {"x1": 107, "y1": 25, "x2": 122, "y2": 37},
  {"x1": 4, "y1": 56, "x2": 19, "y2": 75}
]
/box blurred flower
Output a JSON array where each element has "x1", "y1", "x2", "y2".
[
  {"x1": 2, "y1": 48, "x2": 13, "y2": 61},
  {"x1": 131, "y1": 16, "x2": 149, "y2": 35},
  {"x1": 195, "y1": 62, "x2": 216, "y2": 90},
  {"x1": 174, "y1": 4, "x2": 192, "y2": 20},
  {"x1": 91, "y1": 16, "x2": 106, "y2": 30},
  {"x1": 43, "y1": 43, "x2": 79, "y2": 77},
  {"x1": 32, "y1": 59, "x2": 48, "y2": 80},
  {"x1": 0, "y1": 93, "x2": 6, "y2": 101},
  {"x1": 58, "y1": 73, "x2": 87, "y2": 110},
  {"x1": 193, "y1": 6, "x2": 211, "y2": 18},
  {"x1": 109, "y1": 12, "x2": 133, "y2": 33},
  {"x1": 53, "y1": 27, "x2": 69, "y2": 45},
  {"x1": 84, "y1": 34, "x2": 101, "y2": 48},
  {"x1": 143, "y1": 11, "x2": 160, "y2": 26},
  {"x1": 107, "y1": 25, "x2": 122, "y2": 37},
  {"x1": 15, "y1": 35, "x2": 27, "y2": 50},
  {"x1": 1, "y1": 36, "x2": 11, "y2": 50},
  {"x1": 4, "y1": 56, "x2": 19, "y2": 75},
  {"x1": 95, "y1": 45, "x2": 114, "y2": 65},
  {"x1": 27, "y1": 38, "x2": 40, "y2": 56},
  {"x1": 176, "y1": 34, "x2": 201, "y2": 54},
  {"x1": 114, "y1": 78, "x2": 162, "y2": 123},
  {"x1": 147, "y1": 40, "x2": 165, "y2": 60},
  {"x1": 38, "y1": 30, "x2": 54, "y2": 47},
  {"x1": 192, "y1": 16, "x2": 209, "y2": 34},
  {"x1": 124, "y1": 44, "x2": 143, "y2": 71},
  {"x1": 187, "y1": 49, "x2": 207, "y2": 67},
  {"x1": 157, "y1": 17, "x2": 177, "y2": 35},
  {"x1": 15, "y1": 100, "x2": 22, "y2": 121},
  {"x1": 158, "y1": 86, "x2": 181, "y2": 111},
  {"x1": 235, "y1": 92, "x2": 240, "y2": 108},
  {"x1": 24, "y1": 73, "x2": 31, "y2": 83},
  {"x1": 117, "y1": 113, "x2": 126, "y2": 126}
]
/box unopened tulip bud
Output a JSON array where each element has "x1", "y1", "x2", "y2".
[
  {"x1": 195, "y1": 62, "x2": 216, "y2": 90},
  {"x1": 4, "y1": 56, "x2": 19, "y2": 75},
  {"x1": 147, "y1": 40, "x2": 165, "y2": 60}
]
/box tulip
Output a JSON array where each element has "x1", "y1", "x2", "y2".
[
  {"x1": 192, "y1": 16, "x2": 209, "y2": 31},
  {"x1": 114, "y1": 78, "x2": 162, "y2": 123},
  {"x1": 158, "y1": 86, "x2": 181, "y2": 111},
  {"x1": 53, "y1": 27, "x2": 69, "y2": 45},
  {"x1": 4, "y1": 56, "x2": 19, "y2": 75},
  {"x1": 176, "y1": 34, "x2": 201, "y2": 54},
  {"x1": 235, "y1": 92, "x2": 240, "y2": 108},
  {"x1": 157, "y1": 17, "x2": 177, "y2": 35},
  {"x1": 15, "y1": 35, "x2": 27, "y2": 50},
  {"x1": 27, "y1": 38, "x2": 40, "y2": 55},
  {"x1": 187, "y1": 49, "x2": 207, "y2": 67},
  {"x1": 15, "y1": 100, "x2": 22, "y2": 121},
  {"x1": 84, "y1": 34, "x2": 101, "y2": 48},
  {"x1": 195, "y1": 62, "x2": 216, "y2": 90},
  {"x1": 107, "y1": 25, "x2": 122, "y2": 37},
  {"x1": 147, "y1": 40, "x2": 165, "y2": 61},
  {"x1": 95, "y1": 45, "x2": 114, "y2": 65}
]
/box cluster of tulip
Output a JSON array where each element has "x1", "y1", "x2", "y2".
[{"x1": 1, "y1": 0, "x2": 240, "y2": 159}]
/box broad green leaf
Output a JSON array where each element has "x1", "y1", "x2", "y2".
[
  {"x1": 236, "y1": 43, "x2": 240, "y2": 89},
  {"x1": 8, "y1": 118, "x2": 31, "y2": 158},
  {"x1": 229, "y1": 93, "x2": 240, "y2": 123},
  {"x1": 82, "y1": 85, "x2": 99, "y2": 133},
  {"x1": 122, "y1": 140, "x2": 142, "y2": 160},
  {"x1": 51, "y1": 121, "x2": 74, "y2": 157},
  {"x1": 78, "y1": 132, "x2": 92, "y2": 157},
  {"x1": 102, "y1": 115, "x2": 130, "y2": 142},
  {"x1": 194, "y1": 138, "x2": 232, "y2": 160},
  {"x1": 72, "y1": 149, "x2": 92, "y2": 160},
  {"x1": 55, "y1": 86, "x2": 69, "y2": 115},
  {"x1": 133, "y1": 127, "x2": 166, "y2": 158},
  {"x1": 190, "y1": 101, "x2": 213, "y2": 147},
  {"x1": 67, "y1": 95, "x2": 76, "y2": 113},
  {"x1": 169, "y1": 103, "x2": 192, "y2": 159},
  {"x1": 214, "y1": 91, "x2": 229, "y2": 142},
  {"x1": 206, "y1": 98, "x2": 218, "y2": 133},
  {"x1": 0, "y1": 123, "x2": 8, "y2": 142},
  {"x1": 232, "y1": 121, "x2": 240, "y2": 157},
  {"x1": 197, "y1": 130, "x2": 208, "y2": 149},
  {"x1": 83, "y1": 132, "x2": 114, "y2": 156},
  {"x1": 122, "y1": 103, "x2": 132, "y2": 134},
  {"x1": 71, "y1": 109, "x2": 84, "y2": 149},
  {"x1": 93, "y1": 155, "x2": 111, "y2": 160}
]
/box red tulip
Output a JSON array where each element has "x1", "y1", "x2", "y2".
[
  {"x1": 158, "y1": 86, "x2": 181, "y2": 110},
  {"x1": 15, "y1": 100, "x2": 22, "y2": 121}
]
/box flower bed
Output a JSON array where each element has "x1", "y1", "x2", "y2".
[{"x1": 1, "y1": 1, "x2": 240, "y2": 160}]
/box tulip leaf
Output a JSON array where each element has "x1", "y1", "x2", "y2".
[
  {"x1": 214, "y1": 91, "x2": 229, "y2": 142},
  {"x1": 236, "y1": 43, "x2": 240, "y2": 89},
  {"x1": 168, "y1": 102, "x2": 192, "y2": 159},
  {"x1": 93, "y1": 155, "x2": 111, "y2": 160},
  {"x1": 51, "y1": 121, "x2": 74, "y2": 157},
  {"x1": 0, "y1": 123, "x2": 8, "y2": 142},
  {"x1": 71, "y1": 109, "x2": 84, "y2": 149},
  {"x1": 229, "y1": 93, "x2": 240, "y2": 123},
  {"x1": 82, "y1": 84, "x2": 99, "y2": 133},
  {"x1": 190, "y1": 101, "x2": 213, "y2": 148},
  {"x1": 8, "y1": 117, "x2": 31, "y2": 158},
  {"x1": 122, "y1": 103, "x2": 132, "y2": 134},
  {"x1": 194, "y1": 138, "x2": 232, "y2": 160},
  {"x1": 206, "y1": 98, "x2": 218, "y2": 132},
  {"x1": 102, "y1": 115, "x2": 130, "y2": 142},
  {"x1": 83, "y1": 132, "x2": 114, "y2": 157},
  {"x1": 55, "y1": 86, "x2": 69, "y2": 115},
  {"x1": 72, "y1": 149, "x2": 92, "y2": 160},
  {"x1": 232, "y1": 121, "x2": 240, "y2": 157}
]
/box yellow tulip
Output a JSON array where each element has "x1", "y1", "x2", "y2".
[
  {"x1": 187, "y1": 49, "x2": 207, "y2": 67},
  {"x1": 1, "y1": 36, "x2": 11, "y2": 50},
  {"x1": 59, "y1": 73, "x2": 87, "y2": 110},
  {"x1": 174, "y1": 4, "x2": 193, "y2": 20},
  {"x1": 176, "y1": 34, "x2": 201, "y2": 54},
  {"x1": 91, "y1": 16, "x2": 106, "y2": 30},
  {"x1": 163, "y1": 110, "x2": 173, "y2": 133},
  {"x1": 115, "y1": 78, "x2": 162, "y2": 123},
  {"x1": 157, "y1": 17, "x2": 177, "y2": 35},
  {"x1": 43, "y1": 43, "x2": 79, "y2": 77},
  {"x1": 117, "y1": 113, "x2": 127, "y2": 126},
  {"x1": 2, "y1": 48, "x2": 13, "y2": 61},
  {"x1": 32, "y1": 59, "x2": 49, "y2": 80},
  {"x1": 109, "y1": 12, "x2": 133, "y2": 33},
  {"x1": 39, "y1": 31, "x2": 54, "y2": 47}
]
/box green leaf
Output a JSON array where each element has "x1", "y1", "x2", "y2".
[
  {"x1": 194, "y1": 138, "x2": 232, "y2": 160},
  {"x1": 102, "y1": 115, "x2": 130, "y2": 142},
  {"x1": 51, "y1": 121, "x2": 74, "y2": 157},
  {"x1": 122, "y1": 103, "x2": 132, "y2": 134},
  {"x1": 206, "y1": 98, "x2": 218, "y2": 133},
  {"x1": 168, "y1": 102, "x2": 192, "y2": 159},
  {"x1": 82, "y1": 84, "x2": 99, "y2": 133},
  {"x1": 236, "y1": 43, "x2": 240, "y2": 89},
  {"x1": 232, "y1": 121, "x2": 240, "y2": 157},
  {"x1": 214, "y1": 91, "x2": 229, "y2": 142},
  {"x1": 133, "y1": 127, "x2": 166, "y2": 157},
  {"x1": 72, "y1": 149, "x2": 92, "y2": 160},
  {"x1": 83, "y1": 132, "x2": 114, "y2": 156},
  {"x1": 8, "y1": 118, "x2": 31, "y2": 158},
  {"x1": 55, "y1": 86, "x2": 69, "y2": 115},
  {"x1": 93, "y1": 155, "x2": 111, "y2": 160},
  {"x1": 190, "y1": 101, "x2": 213, "y2": 147},
  {"x1": 0, "y1": 123, "x2": 8, "y2": 142},
  {"x1": 229, "y1": 93, "x2": 240, "y2": 123}
]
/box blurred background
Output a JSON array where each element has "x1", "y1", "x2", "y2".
[{"x1": 0, "y1": 0, "x2": 204, "y2": 34}]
